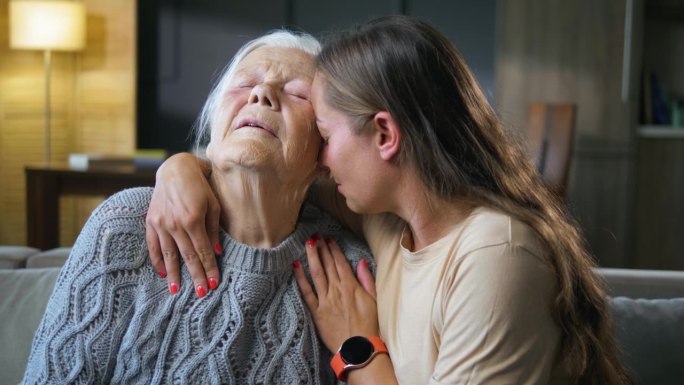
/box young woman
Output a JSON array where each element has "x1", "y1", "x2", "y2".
[{"x1": 146, "y1": 16, "x2": 630, "y2": 385}]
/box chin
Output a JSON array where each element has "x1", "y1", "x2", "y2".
[{"x1": 342, "y1": 197, "x2": 369, "y2": 215}]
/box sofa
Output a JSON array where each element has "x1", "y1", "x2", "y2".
[{"x1": 2, "y1": 256, "x2": 683, "y2": 384}]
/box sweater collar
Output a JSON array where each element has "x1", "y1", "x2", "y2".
[{"x1": 217, "y1": 224, "x2": 309, "y2": 274}]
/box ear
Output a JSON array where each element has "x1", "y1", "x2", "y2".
[{"x1": 371, "y1": 111, "x2": 401, "y2": 161}]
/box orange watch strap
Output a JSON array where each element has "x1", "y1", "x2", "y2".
[{"x1": 331, "y1": 336, "x2": 388, "y2": 382}]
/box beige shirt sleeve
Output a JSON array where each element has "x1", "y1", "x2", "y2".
[{"x1": 430, "y1": 243, "x2": 561, "y2": 385}]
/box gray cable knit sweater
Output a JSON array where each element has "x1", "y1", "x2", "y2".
[{"x1": 23, "y1": 187, "x2": 373, "y2": 385}]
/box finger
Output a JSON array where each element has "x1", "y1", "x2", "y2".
[
  {"x1": 293, "y1": 260, "x2": 319, "y2": 311},
  {"x1": 356, "y1": 259, "x2": 377, "y2": 299},
  {"x1": 319, "y1": 236, "x2": 340, "y2": 283},
  {"x1": 186, "y1": 221, "x2": 220, "y2": 291},
  {"x1": 145, "y1": 222, "x2": 166, "y2": 278},
  {"x1": 172, "y1": 230, "x2": 209, "y2": 298},
  {"x1": 158, "y1": 231, "x2": 181, "y2": 295},
  {"x1": 326, "y1": 237, "x2": 355, "y2": 280},
  {"x1": 305, "y1": 237, "x2": 328, "y2": 296},
  {"x1": 207, "y1": 196, "x2": 222, "y2": 257}
]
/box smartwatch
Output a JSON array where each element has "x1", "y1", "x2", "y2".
[{"x1": 330, "y1": 336, "x2": 389, "y2": 382}]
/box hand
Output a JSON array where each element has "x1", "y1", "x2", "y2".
[
  {"x1": 293, "y1": 236, "x2": 379, "y2": 352},
  {"x1": 145, "y1": 153, "x2": 221, "y2": 297}
]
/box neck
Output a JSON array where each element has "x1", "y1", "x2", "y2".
[
  {"x1": 388, "y1": 171, "x2": 473, "y2": 251},
  {"x1": 210, "y1": 168, "x2": 308, "y2": 248}
]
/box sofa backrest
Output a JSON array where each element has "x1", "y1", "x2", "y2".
[
  {"x1": 597, "y1": 268, "x2": 684, "y2": 385},
  {"x1": 0, "y1": 267, "x2": 60, "y2": 385}
]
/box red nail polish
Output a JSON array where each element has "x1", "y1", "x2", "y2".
[
  {"x1": 208, "y1": 277, "x2": 218, "y2": 290},
  {"x1": 169, "y1": 282, "x2": 179, "y2": 295},
  {"x1": 158, "y1": 271, "x2": 167, "y2": 278},
  {"x1": 361, "y1": 259, "x2": 369, "y2": 268},
  {"x1": 312, "y1": 233, "x2": 322, "y2": 241},
  {"x1": 196, "y1": 285, "x2": 207, "y2": 298},
  {"x1": 325, "y1": 237, "x2": 334, "y2": 244},
  {"x1": 306, "y1": 239, "x2": 316, "y2": 247},
  {"x1": 293, "y1": 260, "x2": 301, "y2": 269},
  {"x1": 214, "y1": 242, "x2": 223, "y2": 254}
]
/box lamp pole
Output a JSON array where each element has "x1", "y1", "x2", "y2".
[{"x1": 44, "y1": 49, "x2": 52, "y2": 164}]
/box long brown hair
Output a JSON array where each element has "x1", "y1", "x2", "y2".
[{"x1": 316, "y1": 15, "x2": 630, "y2": 384}]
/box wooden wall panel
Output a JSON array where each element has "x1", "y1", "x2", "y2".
[
  {"x1": 496, "y1": 0, "x2": 643, "y2": 267},
  {"x1": 0, "y1": 0, "x2": 136, "y2": 247}
]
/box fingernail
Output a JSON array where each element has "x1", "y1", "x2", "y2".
[
  {"x1": 361, "y1": 259, "x2": 369, "y2": 268},
  {"x1": 158, "y1": 271, "x2": 167, "y2": 278},
  {"x1": 325, "y1": 237, "x2": 334, "y2": 244},
  {"x1": 312, "y1": 233, "x2": 322, "y2": 241},
  {"x1": 196, "y1": 285, "x2": 207, "y2": 298},
  {"x1": 306, "y1": 239, "x2": 316, "y2": 247},
  {"x1": 214, "y1": 242, "x2": 223, "y2": 254},
  {"x1": 208, "y1": 277, "x2": 218, "y2": 290},
  {"x1": 293, "y1": 260, "x2": 301, "y2": 269},
  {"x1": 169, "y1": 282, "x2": 179, "y2": 295}
]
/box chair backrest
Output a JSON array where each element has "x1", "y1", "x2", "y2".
[{"x1": 527, "y1": 103, "x2": 577, "y2": 199}]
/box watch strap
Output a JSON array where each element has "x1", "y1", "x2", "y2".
[{"x1": 331, "y1": 336, "x2": 388, "y2": 382}]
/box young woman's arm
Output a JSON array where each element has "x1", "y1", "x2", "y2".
[
  {"x1": 293, "y1": 237, "x2": 399, "y2": 385},
  {"x1": 145, "y1": 152, "x2": 221, "y2": 296},
  {"x1": 145, "y1": 153, "x2": 364, "y2": 295}
]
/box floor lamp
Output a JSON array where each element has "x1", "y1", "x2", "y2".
[{"x1": 9, "y1": 0, "x2": 86, "y2": 164}]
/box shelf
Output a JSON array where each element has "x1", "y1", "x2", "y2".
[{"x1": 638, "y1": 125, "x2": 684, "y2": 139}]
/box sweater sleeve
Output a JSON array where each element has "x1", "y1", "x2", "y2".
[{"x1": 23, "y1": 188, "x2": 154, "y2": 385}]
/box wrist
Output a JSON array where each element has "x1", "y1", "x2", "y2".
[{"x1": 330, "y1": 336, "x2": 389, "y2": 382}]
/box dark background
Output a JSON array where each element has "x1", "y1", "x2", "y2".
[{"x1": 137, "y1": 0, "x2": 497, "y2": 154}]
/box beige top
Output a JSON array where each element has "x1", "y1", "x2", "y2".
[{"x1": 362, "y1": 207, "x2": 569, "y2": 385}]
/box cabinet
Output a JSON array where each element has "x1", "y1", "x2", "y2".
[
  {"x1": 497, "y1": 0, "x2": 684, "y2": 269},
  {"x1": 496, "y1": 0, "x2": 642, "y2": 267},
  {"x1": 633, "y1": 0, "x2": 684, "y2": 269}
]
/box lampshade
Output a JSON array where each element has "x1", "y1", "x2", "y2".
[{"x1": 9, "y1": 1, "x2": 86, "y2": 51}]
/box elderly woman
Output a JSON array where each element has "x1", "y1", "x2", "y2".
[{"x1": 22, "y1": 30, "x2": 371, "y2": 385}]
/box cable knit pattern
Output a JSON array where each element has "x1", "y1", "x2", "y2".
[{"x1": 23, "y1": 187, "x2": 372, "y2": 385}]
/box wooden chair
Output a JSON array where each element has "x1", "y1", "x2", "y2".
[{"x1": 527, "y1": 103, "x2": 577, "y2": 199}]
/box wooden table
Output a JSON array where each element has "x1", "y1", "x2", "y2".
[{"x1": 25, "y1": 164, "x2": 157, "y2": 250}]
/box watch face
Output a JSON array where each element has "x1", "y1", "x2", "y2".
[{"x1": 340, "y1": 336, "x2": 374, "y2": 365}]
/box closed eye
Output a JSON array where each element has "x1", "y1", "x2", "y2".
[{"x1": 284, "y1": 81, "x2": 310, "y2": 101}]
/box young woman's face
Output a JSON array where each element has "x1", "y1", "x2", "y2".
[
  {"x1": 207, "y1": 46, "x2": 320, "y2": 186},
  {"x1": 311, "y1": 74, "x2": 384, "y2": 213}
]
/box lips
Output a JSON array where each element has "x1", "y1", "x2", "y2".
[{"x1": 236, "y1": 117, "x2": 276, "y2": 136}]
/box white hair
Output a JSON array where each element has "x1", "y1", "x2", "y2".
[{"x1": 193, "y1": 30, "x2": 321, "y2": 150}]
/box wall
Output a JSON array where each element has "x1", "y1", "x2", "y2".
[
  {"x1": 0, "y1": 0, "x2": 136, "y2": 246},
  {"x1": 1, "y1": 0, "x2": 495, "y2": 247},
  {"x1": 137, "y1": 0, "x2": 497, "y2": 153},
  {"x1": 496, "y1": 0, "x2": 643, "y2": 267}
]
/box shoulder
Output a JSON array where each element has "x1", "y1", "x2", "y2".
[
  {"x1": 84, "y1": 187, "x2": 153, "y2": 228},
  {"x1": 458, "y1": 207, "x2": 547, "y2": 261},
  {"x1": 96, "y1": 187, "x2": 154, "y2": 216},
  {"x1": 74, "y1": 186, "x2": 153, "y2": 253},
  {"x1": 299, "y1": 202, "x2": 373, "y2": 264}
]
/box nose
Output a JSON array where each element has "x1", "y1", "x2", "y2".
[{"x1": 248, "y1": 84, "x2": 280, "y2": 110}]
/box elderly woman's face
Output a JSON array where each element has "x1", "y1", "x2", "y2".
[{"x1": 207, "y1": 46, "x2": 319, "y2": 184}]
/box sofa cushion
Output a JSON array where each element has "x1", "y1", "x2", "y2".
[
  {"x1": 0, "y1": 267, "x2": 60, "y2": 385},
  {"x1": 0, "y1": 246, "x2": 39, "y2": 269},
  {"x1": 26, "y1": 247, "x2": 72, "y2": 268},
  {"x1": 610, "y1": 296, "x2": 684, "y2": 385}
]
